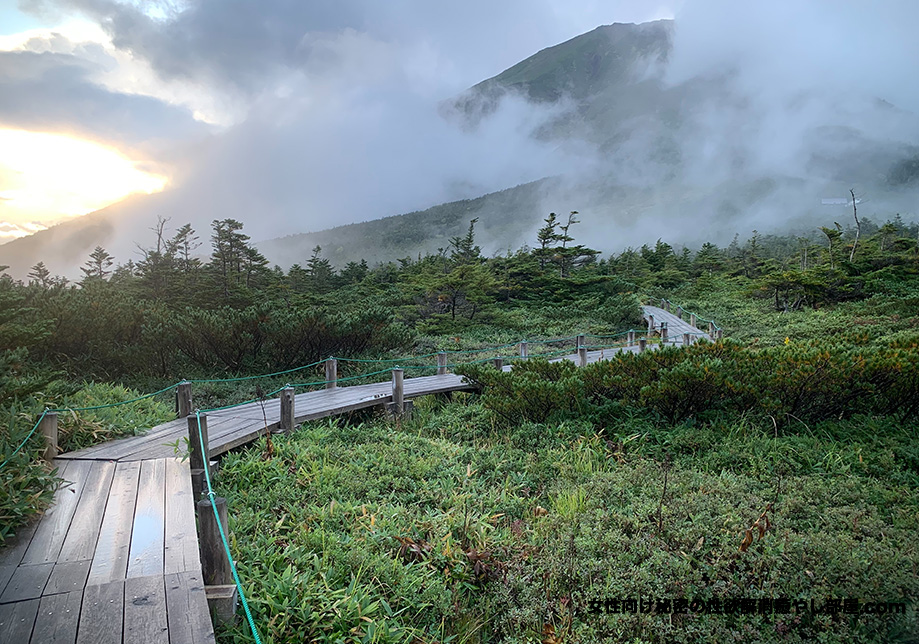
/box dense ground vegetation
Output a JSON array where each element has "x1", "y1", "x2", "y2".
[{"x1": 1, "y1": 210, "x2": 918, "y2": 642}]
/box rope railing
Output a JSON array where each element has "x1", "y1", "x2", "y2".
[{"x1": 195, "y1": 412, "x2": 263, "y2": 644}]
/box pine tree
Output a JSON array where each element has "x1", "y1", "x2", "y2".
[{"x1": 80, "y1": 246, "x2": 114, "y2": 283}]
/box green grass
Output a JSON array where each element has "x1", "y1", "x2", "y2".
[{"x1": 213, "y1": 396, "x2": 919, "y2": 644}]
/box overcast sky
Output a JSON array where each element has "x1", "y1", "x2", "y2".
[
  {"x1": 0, "y1": 0, "x2": 684, "y2": 242},
  {"x1": 1, "y1": 0, "x2": 916, "y2": 249}
]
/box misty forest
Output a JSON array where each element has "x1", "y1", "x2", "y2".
[{"x1": 2, "y1": 4, "x2": 919, "y2": 644}]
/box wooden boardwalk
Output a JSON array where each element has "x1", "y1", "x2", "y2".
[
  {"x1": 0, "y1": 458, "x2": 213, "y2": 644},
  {"x1": 60, "y1": 305, "x2": 710, "y2": 465},
  {"x1": 0, "y1": 302, "x2": 714, "y2": 642}
]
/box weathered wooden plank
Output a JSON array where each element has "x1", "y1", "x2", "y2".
[
  {"x1": 32, "y1": 589, "x2": 82, "y2": 643},
  {"x1": 164, "y1": 571, "x2": 215, "y2": 644},
  {"x1": 0, "y1": 566, "x2": 14, "y2": 597},
  {"x1": 75, "y1": 579, "x2": 122, "y2": 644},
  {"x1": 58, "y1": 461, "x2": 116, "y2": 563},
  {"x1": 72, "y1": 415, "x2": 235, "y2": 462},
  {"x1": 87, "y1": 461, "x2": 140, "y2": 586},
  {"x1": 123, "y1": 575, "x2": 168, "y2": 644},
  {"x1": 22, "y1": 460, "x2": 92, "y2": 565},
  {"x1": 0, "y1": 514, "x2": 43, "y2": 568},
  {"x1": 0, "y1": 597, "x2": 39, "y2": 642},
  {"x1": 0, "y1": 562, "x2": 54, "y2": 603},
  {"x1": 43, "y1": 559, "x2": 91, "y2": 597},
  {"x1": 120, "y1": 443, "x2": 186, "y2": 462},
  {"x1": 126, "y1": 459, "x2": 166, "y2": 579},
  {"x1": 57, "y1": 420, "x2": 184, "y2": 459},
  {"x1": 164, "y1": 459, "x2": 200, "y2": 575}
]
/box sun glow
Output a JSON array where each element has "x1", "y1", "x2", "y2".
[{"x1": 0, "y1": 129, "x2": 167, "y2": 239}]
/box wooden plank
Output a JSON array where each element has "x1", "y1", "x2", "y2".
[
  {"x1": 70, "y1": 415, "x2": 234, "y2": 462},
  {"x1": 0, "y1": 597, "x2": 39, "y2": 642},
  {"x1": 44, "y1": 560, "x2": 91, "y2": 596},
  {"x1": 0, "y1": 516, "x2": 42, "y2": 568},
  {"x1": 0, "y1": 562, "x2": 54, "y2": 603},
  {"x1": 58, "y1": 461, "x2": 116, "y2": 563},
  {"x1": 86, "y1": 461, "x2": 140, "y2": 586},
  {"x1": 0, "y1": 566, "x2": 14, "y2": 597},
  {"x1": 123, "y1": 575, "x2": 168, "y2": 644},
  {"x1": 164, "y1": 571, "x2": 215, "y2": 644},
  {"x1": 164, "y1": 459, "x2": 200, "y2": 575},
  {"x1": 32, "y1": 590, "x2": 82, "y2": 643},
  {"x1": 120, "y1": 443, "x2": 186, "y2": 462},
  {"x1": 126, "y1": 460, "x2": 166, "y2": 579},
  {"x1": 75, "y1": 580, "x2": 122, "y2": 644},
  {"x1": 22, "y1": 460, "x2": 92, "y2": 565}
]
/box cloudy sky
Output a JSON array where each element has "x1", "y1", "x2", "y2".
[
  {"x1": 1, "y1": 0, "x2": 917, "y2": 249},
  {"x1": 0, "y1": 0, "x2": 681, "y2": 242}
]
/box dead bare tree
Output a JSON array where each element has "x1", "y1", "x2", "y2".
[{"x1": 848, "y1": 189, "x2": 861, "y2": 262}]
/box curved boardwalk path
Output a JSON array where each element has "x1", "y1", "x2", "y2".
[{"x1": 0, "y1": 303, "x2": 711, "y2": 643}]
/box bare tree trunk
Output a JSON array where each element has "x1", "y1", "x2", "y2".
[{"x1": 848, "y1": 189, "x2": 861, "y2": 263}]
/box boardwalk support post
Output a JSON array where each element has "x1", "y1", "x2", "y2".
[
  {"x1": 648, "y1": 314, "x2": 655, "y2": 333},
  {"x1": 387, "y1": 368, "x2": 412, "y2": 420},
  {"x1": 708, "y1": 321, "x2": 715, "y2": 336},
  {"x1": 639, "y1": 338, "x2": 647, "y2": 352},
  {"x1": 176, "y1": 381, "x2": 193, "y2": 418},
  {"x1": 519, "y1": 341, "x2": 528, "y2": 360},
  {"x1": 39, "y1": 411, "x2": 58, "y2": 463},
  {"x1": 437, "y1": 352, "x2": 448, "y2": 375},
  {"x1": 198, "y1": 496, "x2": 238, "y2": 624},
  {"x1": 278, "y1": 387, "x2": 295, "y2": 433},
  {"x1": 325, "y1": 358, "x2": 338, "y2": 389},
  {"x1": 716, "y1": 328, "x2": 724, "y2": 341},
  {"x1": 578, "y1": 342, "x2": 588, "y2": 368},
  {"x1": 683, "y1": 332, "x2": 692, "y2": 346},
  {"x1": 676, "y1": 306, "x2": 684, "y2": 319},
  {"x1": 493, "y1": 357, "x2": 504, "y2": 370},
  {"x1": 628, "y1": 330, "x2": 635, "y2": 346},
  {"x1": 660, "y1": 323, "x2": 668, "y2": 344},
  {"x1": 188, "y1": 414, "x2": 209, "y2": 500},
  {"x1": 690, "y1": 313, "x2": 697, "y2": 329}
]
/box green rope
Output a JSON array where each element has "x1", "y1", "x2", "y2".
[
  {"x1": 198, "y1": 386, "x2": 288, "y2": 413},
  {"x1": 0, "y1": 410, "x2": 48, "y2": 472},
  {"x1": 196, "y1": 413, "x2": 263, "y2": 644},
  {"x1": 50, "y1": 383, "x2": 180, "y2": 412},
  {"x1": 288, "y1": 367, "x2": 395, "y2": 389},
  {"x1": 189, "y1": 359, "x2": 328, "y2": 384}
]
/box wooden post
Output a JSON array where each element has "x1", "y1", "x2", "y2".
[
  {"x1": 39, "y1": 411, "x2": 58, "y2": 463},
  {"x1": 519, "y1": 341, "x2": 528, "y2": 360},
  {"x1": 197, "y1": 497, "x2": 238, "y2": 624},
  {"x1": 660, "y1": 323, "x2": 668, "y2": 344},
  {"x1": 708, "y1": 321, "x2": 714, "y2": 336},
  {"x1": 391, "y1": 368, "x2": 404, "y2": 415},
  {"x1": 628, "y1": 330, "x2": 635, "y2": 346},
  {"x1": 648, "y1": 314, "x2": 655, "y2": 332},
  {"x1": 493, "y1": 357, "x2": 504, "y2": 370},
  {"x1": 188, "y1": 414, "x2": 209, "y2": 500},
  {"x1": 576, "y1": 334, "x2": 585, "y2": 352},
  {"x1": 676, "y1": 306, "x2": 684, "y2": 320},
  {"x1": 437, "y1": 352, "x2": 447, "y2": 375},
  {"x1": 278, "y1": 387, "x2": 295, "y2": 433},
  {"x1": 176, "y1": 381, "x2": 192, "y2": 418},
  {"x1": 578, "y1": 344, "x2": 588, "y2": 367},
  {"x1": 639, "y1": 338, "x2": 647, "y2": 352},
  {"x1": 690, "y1": 313, "x2": 697, "y2": 329},
  {"x1": 325, "y1": 358, "x2": 337, "y2": 389},
  {"x1": 683, "y1": 332, "x2": 691, "y2": 346},
  {"x1": 716, "y1": 328, "x2": 724, "y2": 341}
]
